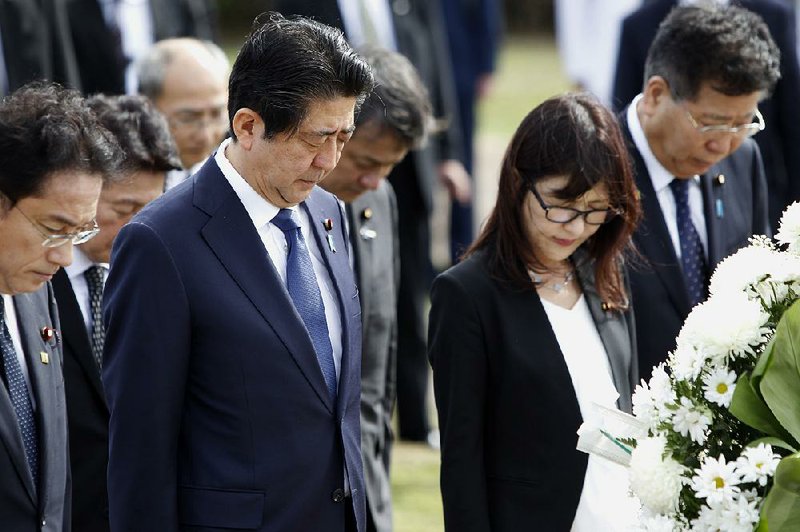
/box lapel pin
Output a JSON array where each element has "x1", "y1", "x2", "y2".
[
  {"x1": 40, "y1": 351, "x2": 49, "y2": 365},
  {"x1": 716, "y1": 198, "x2": 725, "y2": 219},
  {"x1": 359, "y1": 227, "x2": 377, "y2": 241},
  {"x1": 714, "y1": 173, "x2": 726, "y2": 186},
  {"x1": 361, "y1": 208, "x2": 373, "y2": 221},
  {"x1": 40, "y1": 326, "x2": 55, "y2": 344},
  {"x1": 326, "y1": 234, "x2": 337, "y2": 253},
  {"x1": 322, "y1": 218, "x2": 334, "y2": 231}
]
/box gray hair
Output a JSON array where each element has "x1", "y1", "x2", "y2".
[{"x1": 137, "y1": 39, "x2": 229, "y2": 101}]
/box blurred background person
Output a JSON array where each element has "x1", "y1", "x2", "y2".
[
  {"x1": 555, "y1": 0, "x2": 641, "y2": 105},
  {"x1": 137, "y1": 38, "x2": 230, "y2": 189},
  {"x1": 52, "y1": 94, "x2": 181, "y2": 532},
  {"x1": 319, "y1": 46, "x2": 433, "y2": 532},
  {"x1": 0, "y1": 82, "x2": 121, "y2": 532},
  {"x1": 619, "y1": 5, "x2": 776, "y2": 381},
  {"x1": 612, "y1": 0, "x2": 800, "y2": 231},
  {"x1": 439, "y1": 0, "x2": 503, "y2": 263},
  {"x1": 0, "y1": 0, "x2": 80, "y2": 95},
  {"x1": 429, "y1": 93, "x2": 641, "y2": 531},
  {"x1": 67, "y1": 0, "x2": 218, "y2": 95},
  {"x1": 275, "y1": 0, "x2": 469, "y2": 446}
]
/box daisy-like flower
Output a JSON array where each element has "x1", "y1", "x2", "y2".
[
  {"x1": 708, "y1": 242, "x2": 781, "y2": 297},
  {"x1": 775, "y1": 201, "x2": 800, "y2": 254},
  {"x1": 702, "y1": 368, "x2": 737, "y2": 407},
  {"x1": 691, "y1": 454, "x2": 741, "y2": 505},
  {"x1": 636, "y1": 512, "x2": 681, "y2": 532},
  {"x1": 676, "y1": 292, "x2": 770, "y2": 365},
  {"x1": 720, "y1": 490, "x2": 761, "y2": 531},
  {"x1": 736, "y1": 443, "x2": 780, "y2": 486},
  {"x1": 672, "y1": 396, "x2": 712, "y2": 445},
  {"x1": 629, "y1": 435, "x2": 686, "y2": 514},
  {"x1": 632, "y1": 381, "x2": 658, "y2": 429}
]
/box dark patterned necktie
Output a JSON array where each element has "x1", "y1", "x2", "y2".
[
  {"x1": 0, "y1": 298, "x2": 38, "y2": 485},
  {"x1": 271, "y1": 208, "x2": 338, "y2": 400},
  {"x1": 84, "y1": 265, "x2": 106, "y2": 368},
  {"x1": 670, "y1": 178, "x2": 708, "y2": 307}
]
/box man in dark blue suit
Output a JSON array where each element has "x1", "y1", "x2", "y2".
[
  {"x1": 619, "y1": 5, "x2": 776, "y2": 381},
  {"x1": 101, "y1": 13, "x2": 374, "y2": 532},
  {"x1": 612, "y1": 0, "x2": 800, "y2": 231}
]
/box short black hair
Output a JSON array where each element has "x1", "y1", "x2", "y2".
[
  {"x1": 0, "y1": 82, "x2": 122, "y2": 205},
  {"x1": 644, "y1": 5, "x2": 781, "y2": 100},
  {"x1": 355, "y1": 46, "x2": 432, "y2": 150},
  {"x1": 228, "y1": 12, "x2": 374, "y2": 139},
  {"x1": 87, "y1": 94, "x2": 182, "y2": 175}
]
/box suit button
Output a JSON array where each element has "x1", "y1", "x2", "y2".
[{"x1": 331, "y1": 488, "x2": 345, "y2": 503}]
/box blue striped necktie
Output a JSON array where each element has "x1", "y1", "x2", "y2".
[
  {"x1": 0, "y1": 298, "x2": 38, "y2": 485},
  {"x1": 271, "y1": 208, "x2": 338, "y2": 400},
  {"x1": 670, "y1": 178, "x2": 708, "y2": 307}
]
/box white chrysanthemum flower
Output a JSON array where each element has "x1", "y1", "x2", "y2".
[
  {"x1": 672, "y1": 396, "x2": 712, "y2": 444},
  {"x1": 632, "y1": 381, "x2": 658, "y2": 429},
  {"x1": 736, "y1": 443, "x2": 780, "y2": 486},
  {"x1": 719, "y1": 491, "x2": 761, "y2": 530},
  {"x1": 636, "y1": 512, "x2": 680, "y2": 532},
  {"x1": 692, "y1": 454, "x2": 741, "y2": 505},
  {"x1": 633, "y1": 364, "x2": 676, "y2": 428},
  {"x1": 629, "y1": 435, "x2": 686, "y2": 514},
  {"x1": 669, "y1": 343, "x2": 706, "y2": 382},
  {"x1": 691, "y1": 503, "x2": 725, "y2": 532},
  {"x1": 775, "y1": 201, "x2": 800, "y2": 254},
  {"x1": 676, "y1": 292, "x2": 770, "y2": 364},
  {"x1": 702, "y1": 368, "x2": 737, "y2": 407},
  {"x1": 709, "y1": 243, "x2": 782, "y2": 297}
]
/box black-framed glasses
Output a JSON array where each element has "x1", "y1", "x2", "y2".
[
  {"x1": 531, "y1": 187, "x2": 618, "y2": 225},
  {"x1": 683, "y1": 107, "x2": 765, "y2": 139},
  {"x1": 15, "y1": 205, "x2": 100, "y2": 248}
]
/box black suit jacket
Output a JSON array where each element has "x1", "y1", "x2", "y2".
[
  {"x1": 612, "y1": 0, "x2": 800, "y2": 230},
  {"x1": 347, "y1": 182, "x2": 400, "y2": 532},
  {"x1": 621, "y1": 112, "x2": 771, "y2": 381},
  {"x1": 52, "y1": 268, "x2": 109, "y2": 532},
  {"x1": 429, "y1": 248, "x2": 637, "y2": 531},
  {"x1": 0, "y1": 0, "x2": 81, "y2": 93}
]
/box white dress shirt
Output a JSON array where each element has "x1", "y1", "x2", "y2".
[
  {"x1": 64, "y1": 247, "x2": 108, "y2": 337},
  {"x1": 627, "y1": 95, "x2": 709, "y2": 259},
  {"x1": 541, "y1": 296, "x2": 638, "y2": 531},
  {"x1": 337, "y1": 0, "x2": 398, "y2": 50},
  {"x1": 2, "y1": 294, "x2": 34, "y2": 407},
  {"x1": 214, "y1": 139, "x2": 344, "y2": 381}
]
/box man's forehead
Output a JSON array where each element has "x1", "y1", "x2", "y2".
[{"x1": 299, "y1": 97, "x2": 356, "y2": 133}]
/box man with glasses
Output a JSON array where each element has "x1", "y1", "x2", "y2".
[
  {"x1": 620, "y1": 5, "x2": 777, "y2": 381},
  {"x1": 137, "y1": 37, "x2": 229, "y2": 189},
  {"x1": 51, "y1": 94, "x2": 181, "y2": 532},
  {"x1": 0, "y1": 82, "x2": 120, "y2": 532}
]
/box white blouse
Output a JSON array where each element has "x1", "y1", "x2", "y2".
[{"x1": 541, "y1": 295, "x2": 639, "y2": 531}]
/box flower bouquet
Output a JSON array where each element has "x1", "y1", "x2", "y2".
[{"x1": 581, "y1": 202, "x2": 800, "y2": 531}]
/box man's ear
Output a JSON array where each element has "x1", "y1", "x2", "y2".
[
  {"x1": 641, "y1": 76, "x2": 671, "y2": 114},
  {"x1": 231, "y1": 108, "x2": 263, "y2": 150}
]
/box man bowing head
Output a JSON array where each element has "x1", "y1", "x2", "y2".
[{"x1": 102, "y1": 12, "x2": 374, "y2": 532}]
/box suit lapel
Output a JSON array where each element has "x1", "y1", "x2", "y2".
[
  {"x1": 700, "y1": 172, "x2": 726, "y2": 266},
  {"x1": 51, "y1": 270, "x2": 105, "y2": 403},
  {"x1": 573, "y1": 250, "x2": 633, "y2": 412},
  {"x1": 302, "y1": 192, "x2": 359, "y2": 417},
  {"x1": 196, "y1": 165, "x2": 335, "y2": 413},
  {"x1": 624, "y1": 119, "x2": 691, "y2": 317}
]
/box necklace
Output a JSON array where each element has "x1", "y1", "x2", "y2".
[{"x1": 529, "y1": 268, "x2": 575, "y2": 294}]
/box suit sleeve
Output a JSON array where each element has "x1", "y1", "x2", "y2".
[
  {"x1": 428, "y1": 271, "x2": 491, "y2": 532},
  {"x1": 102, "y1": 221, "x2": 191, "y2": 531}
]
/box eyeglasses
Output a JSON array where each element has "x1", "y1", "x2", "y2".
[
  {"x1": 168, "y1": 109, "x2": 228, "y2": 132},
  {"x1": 531, "y1": 187, "x2": 618, "y2": 225},
  {"x1": 16, "y1": 206, "x2": 100, "y2": 248},
  {"x1": 683, "y1": 107, "x2": 765, "y2": 139}
]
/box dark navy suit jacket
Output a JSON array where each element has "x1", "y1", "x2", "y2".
[
  {"x1": 621, "y1": 114, "x2": 770, "y2": 381},
  {"x1": 102, "y1": 157, "x2": 365, "y2": 531}
]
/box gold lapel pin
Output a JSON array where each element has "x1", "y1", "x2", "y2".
[
  {"x1": 715, "y1": 173, "x2": 726, "y2": 186},
  {"x1": 40, "y1": 326, "x2": 55, "y2": 343},
  {"x1": 40, "y1": 351, "x2": 49, "y2": 365},
  {"x1": 361, "y1": 208, "x2": 373, "y2": 221}
]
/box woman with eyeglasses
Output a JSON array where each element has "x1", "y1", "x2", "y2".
[{"x1": 428, "y1": 92, "x2": 642, "y2": 531}]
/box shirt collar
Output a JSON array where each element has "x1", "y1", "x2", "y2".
[
  {"x1": 64, "y1": 247, "x2": 103, "y2": 282},
  {"x1": 214, "y1": 138, "x2": 299, "y2": 229}
]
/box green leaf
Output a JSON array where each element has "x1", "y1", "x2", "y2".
[
  {"x1": 761, "y1": 481, "x2": 800, "y2": 530},
  {"x1": 730, "y1": 373, "x2": 797, "y2": 447},
  {"x1": 748, "y1": 437, "x2": 797, "y2": 453},
  {"x1": 760, "y1": 301, "x2": 800, "y2": 444},
  {"x1": 753, "y1": 335, "x2": 777, "y2": 387}
]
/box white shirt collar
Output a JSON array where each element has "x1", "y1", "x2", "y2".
[
  {"x1": 65, "y1": 247, "x2": 103, "y2": 282},
  {"x1": 214, "y1": 138, "x2": 299, "y2": 229},
  {"x1": 627, "y1": 94, "x2": 699, "y2": 193}
]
